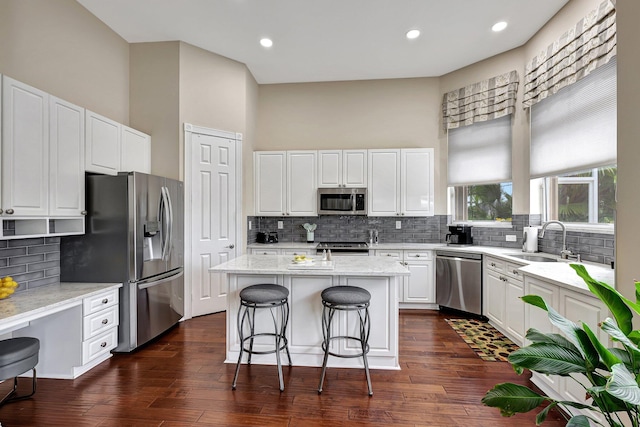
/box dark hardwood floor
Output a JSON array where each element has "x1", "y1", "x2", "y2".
[{"x1": 0, "y1": 310, "x2": 567, "y2": 426}]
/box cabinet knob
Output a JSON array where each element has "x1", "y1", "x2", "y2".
[
  {"x1": 81, "y1": 210, "x2": 88, "y2": 215},
  {"x1": 0, "y1": 209, "x2": 3, "y2": 215},
  {"x1": 102, "y1": 319, "x2": 109, "y2": 325},
  {"x1": 415, "y1": 254, "x2": 420, "y2": 257},
  {"x1": 490, "y1": 262, "x2": 496, "y2": 267},
  {"x1": 512, "y1": 269, "x2": 519, "y2": 275},
  {"x1": 100, "y1": 342, "x2": 107, "y2": 348},
  {"x1": 5, "y1": 209, "x2": 14, "y2": 215},
  {"x1": 102, "y1": 298, "x2": 109, "y2": 304}
]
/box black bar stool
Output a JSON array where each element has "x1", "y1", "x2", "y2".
[
  {"x1": 318, "y1": 285, "x2": 372, "y2": 396},
  {"x1": 232, "y1": 284, "x2": 292, "y2": 392},
  {"x1": 0, "y1": 337, "x2": 40, "y2": 405}
]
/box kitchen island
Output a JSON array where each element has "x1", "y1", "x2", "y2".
[{"x1": 210, "y1": 254, "x2": 410, "y2": 369}]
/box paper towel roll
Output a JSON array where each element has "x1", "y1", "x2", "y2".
[{"x1": 523, "y1": 227, "x2": 539, "y2": 253}]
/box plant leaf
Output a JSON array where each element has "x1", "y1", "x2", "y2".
[
  {"x1": 535, "y1": 402, "x2": 556, "y2": 425},
  {"x1": 606, "y1": 363, "x2": 640, "y2": 405},
  {"x1": 582, "y1": 322, "x2": 620, "y2": 370},
  {"x1": 482, "y1": 383, "x2": 547, "y2": 417},
  {"x1": 601, "y1": 318, "x2": 640, "y2": 357},
  {"x1": 565, "y1": 415, "x2": 591, "y2": 427},
  {"x1": 571, "y1": 264, "x2": 634, "y2": 336},
  {"x1": 508, "y1": 343, "x2": 586, "y2": 375},
  {"x1": 522, "y1": 294, "x2": 548, "y2": 311},
  {"x1": 525, "y1": 328, "x2": 579, "y2": 351}
]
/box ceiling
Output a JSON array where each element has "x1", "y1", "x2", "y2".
[{"x1": 76, "y1": 0, "x2": 569, "y2": 85}]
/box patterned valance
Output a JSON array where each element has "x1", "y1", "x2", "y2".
[
  {"x1": 523, "y1": 0, "x2": 616, "y2": 109},
  {"x1": 442, "y1": 70, "x2": 519, "y2": 130}
]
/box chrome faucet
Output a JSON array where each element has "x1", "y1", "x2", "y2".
[{"x1": 539, "y1": 221, "x2": 575, "y2": 260}]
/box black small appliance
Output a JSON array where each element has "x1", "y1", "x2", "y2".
[
  {"x1": 257, "y1": 231, "x2": 279, "y2": 244},
  {"x1": 445, "y1": 225, "x2": 473, "y2": 245}
]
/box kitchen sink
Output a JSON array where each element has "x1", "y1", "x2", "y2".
[{"x1": 508, "y1": 254, "x2": 558, "y2": 262}]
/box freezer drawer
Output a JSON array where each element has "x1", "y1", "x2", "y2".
[{"x1": 136, "y1": 270, "x2": 184, "y2": 348}]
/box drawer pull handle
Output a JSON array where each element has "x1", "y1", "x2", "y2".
[
  {"x1": 490, "y1": 262, "x2": 496, "y2": 267},
  {"x1": 102, "y1": 298, "x2": 109, "y2": 304},
  {"x1": 512, "y1": 269, "x2": 519, "y2": 275},
  {"x1": 100, "y1": 342, "x2": 107, "y2": 348},
  {"x1": 102, "y1": 319, "x2": 109, "y2": 325}
]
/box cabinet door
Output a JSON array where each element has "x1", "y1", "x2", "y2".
[
  {"x1": 287, "y1": 151, "x2": 317, "y2": 216},
  {"x1": 318, "y1": 150, "x2": 342, "y2": 187},
  {"x1": 368, "y1": 149, "x2": 400, "y2": 216},
  {"x1": 121, "y1": 125, "x2": 151, "y2": 173},
  {"x1": 2, "y1": 76, "x2": 49, "y2": 216},
  {"x1": 343, "y1": 150, "x2": 367, "y2": 187},
  {"x1": 504, "y1": 278, "x2": 525, "y2": 345},
  {"x1": 403, "y1": 260, "x2": 434, "y2": 303},
  {"x1": 49, "y1": 96, "x2": 85, "y2": 217},
  {"x1": 401, "y1": 148, "x2": 434, "y2": 216},
  {"x1": 254, "y1": 151, "x2": 286, "y2": 216},
  {"x1": 485, "y1": 270, "x2": 505, "y2": 328},
  {"x1": 85, "y1": 110, "x2": 120, "y2": 176}
]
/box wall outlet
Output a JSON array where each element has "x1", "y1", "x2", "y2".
[
  {"x1": 506, "y1": 234, "x2": 517, "y2": 242},
  {"x1": 277, "y1": 221, "x2": 283, "y2": 229},
  {"x1": 396, "y1": 221, "x2": 401, "y2": 229},
  {"x1": 248, "y1": 220, "x2": 252, "y2": 230}
]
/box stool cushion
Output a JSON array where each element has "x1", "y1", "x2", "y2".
[
  {"x1": 321, "y1": 286, "x2": 371, "y2": 305},
  {"x1": 0, "y1": 337, "x2": 39, "y2": 381},
  {"x1": 240, "y1": 284, "x2": 289, "y2": 304}
]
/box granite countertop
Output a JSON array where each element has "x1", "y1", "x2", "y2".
[
  {"x1": 0, "y1": 282, "x2": 122, "y2": 325},
  {"x1": 210, "y1": 254, "x2": 410, "y2": 276}
]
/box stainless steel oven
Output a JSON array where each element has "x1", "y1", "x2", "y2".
[{"x1": 317, "y1": 188, "x2": 367, "y2": 215}]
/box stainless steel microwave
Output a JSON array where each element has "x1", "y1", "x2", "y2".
[{"x1": 317, "y1": 188, "x2": 367, "y2": 215}]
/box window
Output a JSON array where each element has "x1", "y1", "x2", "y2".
[
  {"x1": 542, "y1": 166, "x2": 616, "y2": 225},
  {"x1": 451, "y1": 182, "x2": 512, "y2": 222}
]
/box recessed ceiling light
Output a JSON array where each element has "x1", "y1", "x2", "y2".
[
  {"x1": 492, "y1": 21, "x2": 508, "y2": 32},
  {"x1": 260, "y1": 38, "x2": 273, "y2": 48},
  {"x1": 406, "y1": 29, "x2": 421, "y2": 40}
]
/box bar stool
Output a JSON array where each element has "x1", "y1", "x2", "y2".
[
  {"x1": 232, "y1": 284, "x2": 292, "y2": 392},
  {"x1": 318, "y1": 285, "x2": 372, "y2": 396},
  {"x1": 0, "y1": 337, "x2": 40, "y2": 405}
]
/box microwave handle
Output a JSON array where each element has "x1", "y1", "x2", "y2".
[{"x1": 351, "y1": 193, "x2": 356, "y2": 213}]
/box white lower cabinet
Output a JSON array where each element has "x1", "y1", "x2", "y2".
[
  {"x1": 374, "y1": 249, "x2": 435, "y2": 307},
  {"x1": 484, "y1": 256, "x2": 525, "y2": 345},
  {"x1": 81, "y1": 289, "x2": 119, "y2": 366},
  {"x1": 524, "y1": 275, "x2": 607, "y2": 423},
  {"x1": 249, "y1": 248, "x2": 315, "y2": 256}
]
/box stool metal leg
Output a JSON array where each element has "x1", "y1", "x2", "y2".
[
  {"x1": 232, "y1": 304, "x2": 248, "y2": 390},
  {"x1": 318, "y1": 305, "x2": 335, "y2": 394},
  {"x1": 359, "y1": 307, "x2": 373, "y2": 396},
  {"x1": 282, "y1": 301, "x2": 292, "y2": 366}
]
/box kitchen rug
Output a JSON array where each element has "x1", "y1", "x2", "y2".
[{"x1": 445, "y1": 318, "x2": 519, "y2": 362}]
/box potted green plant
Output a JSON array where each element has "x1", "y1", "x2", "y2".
[{"x1": 482, "y1": 264, "x2": 640, "y2": 426}]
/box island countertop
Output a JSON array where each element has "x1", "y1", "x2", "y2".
[{"x1": 210, "y1": 254, "x2": 410, "y2": 276}]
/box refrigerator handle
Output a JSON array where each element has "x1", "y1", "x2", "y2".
[
  {"x1": 160, "y1": 187, "x2": 171, "y2": 261},
  {"x1": 164, "y1": 186, "x2": 174, "y2": 261},
  {"x1": 137, "y1": 269, "x2": 184, "y2": 290}
]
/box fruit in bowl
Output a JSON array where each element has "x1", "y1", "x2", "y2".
[
  {"x1": 293, "y1": 255, "x2": 310, "y2": 263},
  {"x1": 0, "y1": 276, "x2": 18, "y2": 299}
]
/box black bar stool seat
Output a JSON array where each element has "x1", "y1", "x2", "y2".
[
  {"x1": 232, "y1": 284, "x2": 292, "y2": 392},
  {"x1": 0, "y1": 337, "x2": 39, "y2": 405},
  {"x1": 318, "y1": 285, "x2": 373, "y2": 396}
]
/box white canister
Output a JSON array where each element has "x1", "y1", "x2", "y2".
[{"x1": 523, "y1": 226, "x2": 539, "y2": 253}]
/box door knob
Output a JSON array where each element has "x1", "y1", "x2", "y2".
[
  {"x1": 226, "y1": 244, "x2": 235, "y2": 249},
  {"x1": 5, "y1": 209, "x2": 14, "y2": 215}
]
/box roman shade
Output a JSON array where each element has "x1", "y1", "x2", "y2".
[
  {"x1": 442, "y1": 70, "x2": 519, "y2": 130},
  {"x1": 530, "y1": 58, "x2": 616, "y2": 178},
  {"x1": 523, "y1": 0, "x2": 616, "y2": 108}
]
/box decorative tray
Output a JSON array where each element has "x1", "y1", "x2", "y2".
[{"x1": 287, "y1": 260, "x2": 335, "y2": 270}]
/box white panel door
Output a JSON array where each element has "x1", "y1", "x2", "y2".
[
  {"x1": 191, "y1": 133, "x2": 237, "y2": 316},
  {"x1": 2, "y1": 76, "x2": 49, "y2": 216},
  {"x1": 49, "y1": 96, "x2": 85, "y2": 217},
  {"x1": 401, "y1": 148, "x2": 434, "y2": 216},
  {"x1": 367, "y1": 149, "x2": 400, "y2": 216}
]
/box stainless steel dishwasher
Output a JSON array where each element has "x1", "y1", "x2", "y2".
[{"x1": 435, "y1": 250, "x2": 483, "y2": 316}]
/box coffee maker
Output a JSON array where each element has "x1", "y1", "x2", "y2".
[{"x1": 445, "y1": 225, "x2": 473, "y2": 245}]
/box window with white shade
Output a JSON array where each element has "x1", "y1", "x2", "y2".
[
  {"x1": 448, "y1": 115, "x2": 513, "y2": 222},
  {"x1": 531, "y1": 59, "x2": 617, "y2": 226}
]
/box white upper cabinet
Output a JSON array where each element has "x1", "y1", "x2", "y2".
[
  {"x1": 49, "y1": 96, "x2": 85, "y2": 217},
  {"x1": 1, "y1": 76, "x2": 49, "y2": 216},
  {"x1": 254, "y1": 150, "x2": 317, "y2": 216},
  {"x1": 85, "y1": 110, "x2": 121, "y2": 176},
  {"x1": 121, "y1": 125, "x2": 151, "y2": 174},
  {"x1": 318, "y1": 149, "x2": 367, "y2": 188},
  {"x1": 368, "y1": 149, "x2": 401, "y2": 216},
  {"x1": 368, "y1": 148, "x2": 434, "y2": 217},
  {"x1": 287, "y1": 150, "x2": 317, "y2": 216}
]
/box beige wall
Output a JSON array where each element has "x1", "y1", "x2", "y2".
[
  {"x1": 130, "y1": 42, "x2": 181, "y2": 180},
  {"x1": 0, "y1": 0, "x2": 130, "y2": 124},
  {"x1": 614, "y1": 0, "x2": 640, "y2": 301}
]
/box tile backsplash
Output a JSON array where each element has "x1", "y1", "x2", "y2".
[
  {"x1": 0, "y1": 237, "x2": 61, "y2": 293},
  {"x1": 248, "y1": 214, "x2": 613, "y2": 265}
]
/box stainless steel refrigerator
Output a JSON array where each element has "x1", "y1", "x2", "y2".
[{"x1": 61, "y1": 172, "x2": 184, "y2": 352}]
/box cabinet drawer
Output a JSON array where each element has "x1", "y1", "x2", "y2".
[
  {"x1": 485, "y1": 257, "x2": 505, "y2": 273},
  {"x1": 282, "y1": 249, "x2": 314, "y2": 256},
  {"x1": 251, "y1": 248, "x2": 279, "y2": 255},
  {"x1": 404, "y1": 251, "x2": 432, "y2": 261},
  {"x1": 83, "y1": 305, "x2": 119, "y2": 340},
  {"x1": 375, "y1": 251, "x2": 402, "y2": 259},
  {"x1": 82, "y1": 327, "x2": 117, "y2": 365},
  {"x1": 83, "y1": 289, "x2": 119, "y2": 315},
  {"x1": 505, "y1": 262, "x2": 525, "y2": 282}
]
